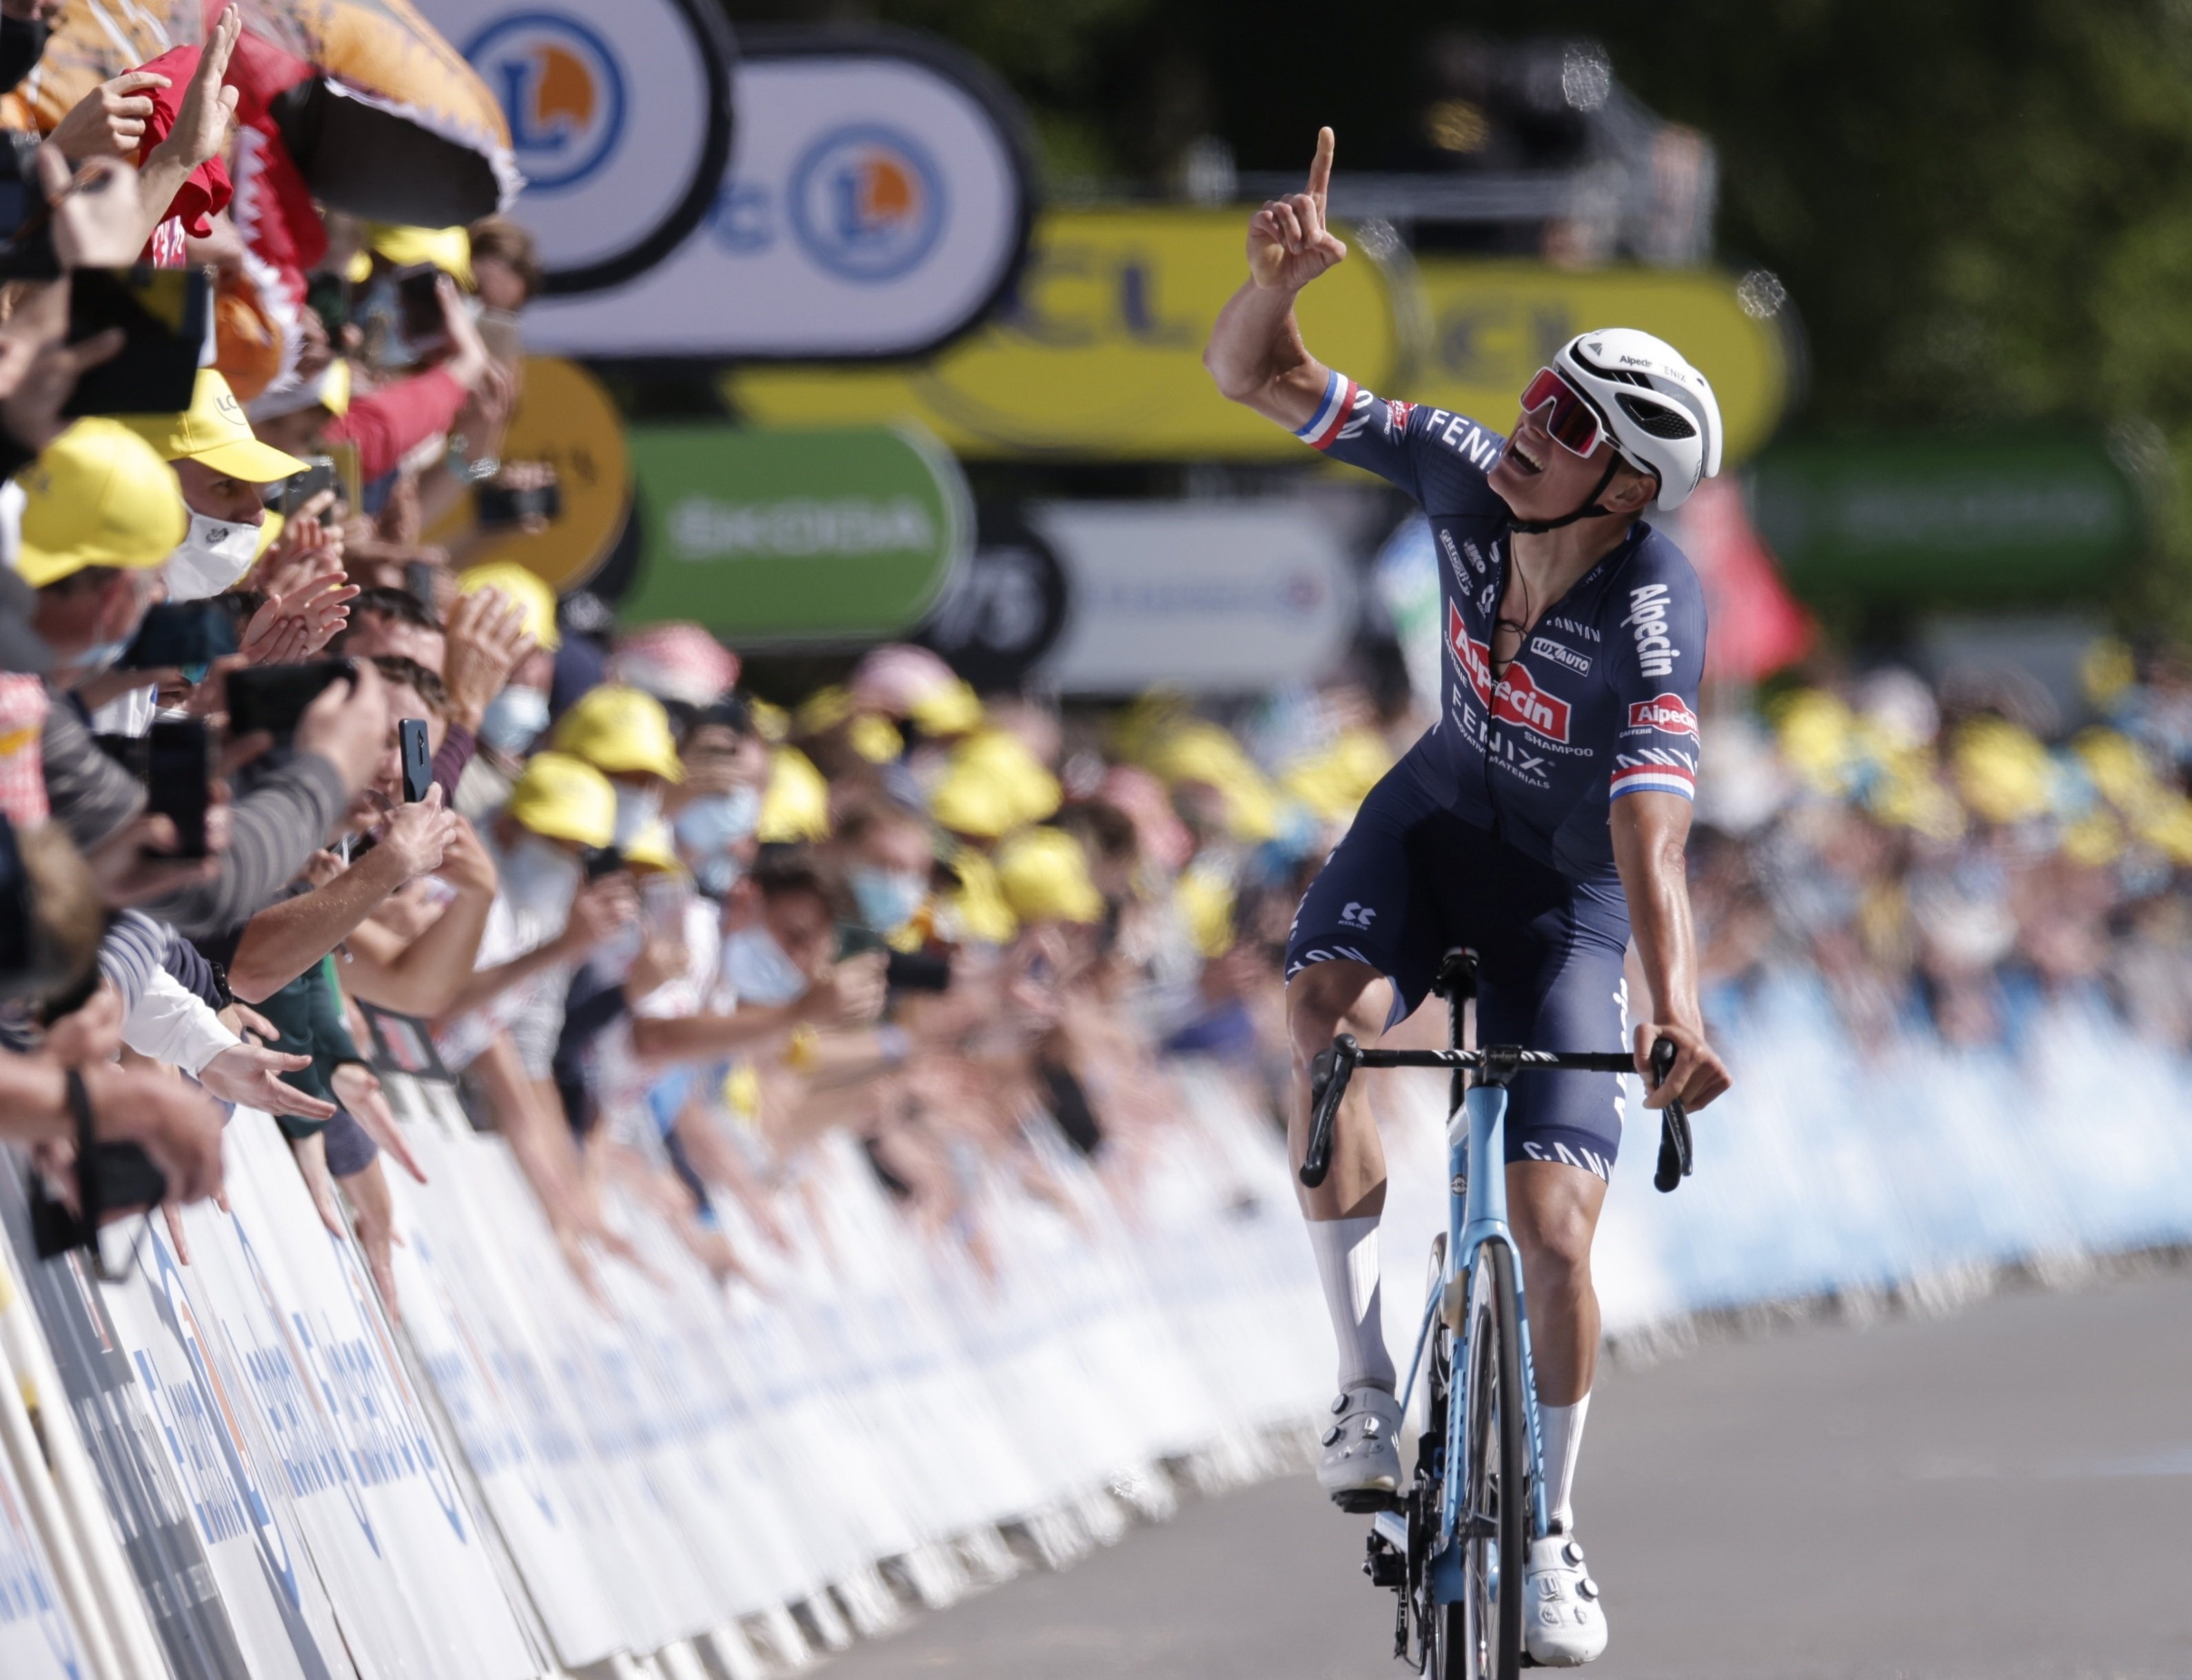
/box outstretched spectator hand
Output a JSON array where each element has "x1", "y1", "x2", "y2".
[
  {"x1": 441, "y1": 586, "x2": 535, "y2": 732},
  {"x1": 197, "y1": 1041, "x2": 337, "y2": 1122},
  {"x1": 552, "y1": 873, "x2": 640, "y2": 959},
  {"x1": 49, "y1": 68, "x2": 171, "y2": 161},
  {"x1": 157, "y1": 5, "x2": 241, "y2": 173},
  {"x1": 802, "y1": 950, "x2": 889, "y2": 1029},
  {"x1": 83, "y1": 1064, "x2": 226, "y2": 1205},
  {"x1": 375, "y1": 785, "x2": 463, "y2": 883},
  {"x1": 330, "y1": 1062, "x2": 427, "y2": 1185}
]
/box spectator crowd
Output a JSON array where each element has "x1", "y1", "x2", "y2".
[{"x1": 5, "y1": 4, "x2": 2192, "y2": 1333}]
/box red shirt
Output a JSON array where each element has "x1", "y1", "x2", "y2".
[
  {"x1": 324, "y1": 367, "x2": 467, "y2": 483},
  {"x1": 130, "y1": 45, "x2": 235, "y2": 266}
]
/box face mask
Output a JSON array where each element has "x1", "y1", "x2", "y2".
[
  {"x1": 499, "y1": 834, "x2": 581, "y2": 920},
  {"x1": 722, "y1": 924, "x2": 807, "y2": 1006},
  {"x1": 850, "y1": 864, "x2": 926, "y2": 935},
  {"x1": 478, "y1": 685, "x2": 550, "y2": 754},
  {"x1": 695, "y1": 852, "x2": 742, "y2": 898},
  {"x1": 612, "y1": 784, "x2": 662, "y2": 850},
  {"x1": 77, "y1": 634, "x2": 132, "y2": 674},
  {"x1": 674, "y1": 787, "x2": 760, "y2": 860},
  {"x1": 165, "y1": 510, "x2": 261, "y2": 602}
]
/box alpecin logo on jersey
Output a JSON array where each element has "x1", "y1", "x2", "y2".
[
  {"x1": 1627, "y1": 694, "x2": 1698, "y2": 736},
  {"x1": 1492, "y1": 663, "x2": 1572, "y2": 743},
  {"x1": 1448, "y1": 601, "x2": 1492, "y2": 707}
]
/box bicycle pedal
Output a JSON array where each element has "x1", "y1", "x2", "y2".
[{"x1": 1330, "y1": 1487, "x2": 1404, "y2": 1515}]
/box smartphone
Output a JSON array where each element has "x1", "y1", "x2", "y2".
[
  {"x1": 476, "y1": 479, "x2": 562, "y2": 530},
  {"x1": 91, "y1": 731, "x2": 150, "y2": 780},
  {"x1": 145, "y1": 719, "x2": 210, "y2": 858},
  {"x1": 403, "y1": 559, "x2": 438, "y2": 610},
  {"x1": 398, "y1": 717, "x2": 431, "y2": 802},
  {"x1": 272, "y1": 454, "x2": 338, "y2": 518},
  {"x1": 0, "y1": 130, "x2": 57, "y2": 281},
  {"x1": 119, "y1": 599, "x2": 238, "y2": 671},
  {"x1": 393, "y1": 263, "x2": 447, "y2": 348},
  {"x1": 581, "y1": 845, "x2": 625, "y2": 881},
  {"x1": 885, "y1": 949, "x2": 953, "y2": 993},
  {"x1": 29, "y1": 1142, "x2": 169, "y2": 1264},
  {"x1": 63, "y1": 266, "x2": 213, "y2": 417},
  {"x1": 225, "y1": 658, "x2": 353, "y2": 738},
  {"x1": 304, "y1": 270, "x2": 351, "y2": 336}
]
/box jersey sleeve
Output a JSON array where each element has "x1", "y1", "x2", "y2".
[
  {"x1": 1606, "y1": 549, "x2": 1708, "y2": 804},
  {"x1": 1300, "y1": 370, "x2": 1508, "y2": 516}
]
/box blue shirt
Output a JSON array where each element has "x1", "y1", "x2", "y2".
[{"x1": 1299, "y1": 369, "x2": 1709, "y2": 882}]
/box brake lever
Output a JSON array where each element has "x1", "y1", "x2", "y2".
[
  {"x1": 1301, "y1": 1033, "x2": 1358, "y2": 1189},
  {"x1": 1649, "y1": 1035, "x2": 1693, "y2": 1194}
]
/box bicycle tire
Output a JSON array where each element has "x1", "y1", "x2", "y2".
[{"x1": 1460, "y1": 1242, "x2": 1525, "y2": 1680}]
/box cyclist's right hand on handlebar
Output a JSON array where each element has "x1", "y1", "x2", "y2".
[
  {"x1": 1633, "y1": 1020, "x2": 1729, "y2": 1111},
  {"x1": 1248, "y1": 126, "x2": 1347, "y2": 291}
]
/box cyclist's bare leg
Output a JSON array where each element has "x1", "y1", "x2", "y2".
[
  {"x1": 1288, "y1": 959, "x2": 1399, "y2": 1406},
  {"x1": 1509, "y1": 1157, "x2": 1608, "y2": 1529}
]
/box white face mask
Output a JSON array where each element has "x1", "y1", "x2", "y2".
[
  {"x1": 165, "y1": 509, "x2": 261, "y2": 602},
  {"x1": 499, "y1": 834, "x2": 582, "y2": 922},
  {"x1": 722, "y1": 924, "x2": 807, "y2": 1006},
  {"x1": 479, "y1": 685, "x2": 550, "y2": 754},
  {"x1": 611, "y1": 785, "x2": 662, "y2": 851}
]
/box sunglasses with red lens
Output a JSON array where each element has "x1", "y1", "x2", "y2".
[{"x1": 1518, "y1": 367, "x2": 1603, "y2": 459}]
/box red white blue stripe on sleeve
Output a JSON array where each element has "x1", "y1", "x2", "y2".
[
  {"x1": 1610, "y1": 760, "x2": 1696, "y2": 800},
  {"x1": 1293, "y1": 369, "x2": 1358, "y2": 451}
]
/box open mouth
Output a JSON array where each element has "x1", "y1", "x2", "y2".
[{"x1": 1504, "y1": 435, "x2": 1546, "y2": 476}]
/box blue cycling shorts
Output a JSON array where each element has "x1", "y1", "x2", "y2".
[{"x1": 1284, "y1": 750, "x2": 1633, "y2": 1180}]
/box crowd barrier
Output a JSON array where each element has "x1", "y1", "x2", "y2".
[{"x1": 8, "y1": 974, "x2": 2192, "y2": 1678}]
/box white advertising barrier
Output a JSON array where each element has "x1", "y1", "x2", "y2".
[
  {"x1": 519, "y1": 34, "x2": 1036, "y2": 358},
  {"x1": 1031, "y1": 502, "x2": 1360, "y2": 696},
  {"x1": 424, "y1": 0, "x2": 735, "y2": 293},
  {"x1": 0, "y1": 1271, "x2": 91, "y2": 1680}
]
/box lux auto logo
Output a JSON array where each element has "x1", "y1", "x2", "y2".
[{"x1": 465, "y1": 13, "x2": 627, "y2": 192}]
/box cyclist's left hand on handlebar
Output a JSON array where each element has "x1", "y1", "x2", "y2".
[{"x1": 1633, "y1": 1020, "x2": 1729, "y2": 1111}]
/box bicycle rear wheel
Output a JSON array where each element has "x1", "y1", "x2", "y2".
[{"x1": 1442, "y1": 1240, "x2": 1524, "y2": 1680}]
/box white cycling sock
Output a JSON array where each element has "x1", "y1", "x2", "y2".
[
  {"x1": 1308, "y1": 1215, "x2": 1396, "y2": 1394},
  {"x1": 1539, "y1": 1392, "x2": 1590, "y2": 1531}
]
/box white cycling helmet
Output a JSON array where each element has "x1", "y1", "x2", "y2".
[{"x1": 1552, "y1": 328, "x2": 1723, "y2": 512}]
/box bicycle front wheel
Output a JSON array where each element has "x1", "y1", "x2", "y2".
[{"x1": 1458, "y1": 1241, "x2": 1525, "y2": 1680}]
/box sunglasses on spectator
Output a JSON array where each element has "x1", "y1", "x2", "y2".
[{"x1": 1517, "y1": 366, "x2": 1607, "y2": 459}]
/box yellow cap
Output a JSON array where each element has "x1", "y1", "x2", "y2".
[
  {"x1": 942, "y1": 842, "x2": 1017, "y2": 944},
  {"x1": 909, "y1": 676, "x2": 982, "y2": 736},
  {"x1": 458, "y1": 561, "x2": 561, "y2": 651},
  {"x1": 621, "y1": 820, "x2": 682, "y2": 874},
  {"x1": 1175, "y1": 863, "x2": 1237, "y2": 958},
  {"x1": 995, "y1": 827, "x2": 1104, "y2": 925},
  {"x1": 117, "y1": 369, "x2": 308, "y2": 485},
  {"x1": 928, "y1": 728, "x2": 1062, "y2": 840},
  {"x1": 364, "y1": 223, "x2": 475, "y2": 289},
  {"x1": 14, "y1": 421, "x2": 190, "y2": 587},
  {"x1": 552, "y1": 683, "x2": 682, "y2": 782},
  {"x1": 758, "y1": 745, "x2": 831, "y2": 842},
  {"x1": 505, "y1": 751, "x2": 616, "y2": 849}
]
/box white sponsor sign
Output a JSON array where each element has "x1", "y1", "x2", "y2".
[
  {"x1": 425, "y1": 0, "x2": 733, "y2": 290},
  {"x1": 0, "y1": 1438, "x2": 87, "y2": 1680},
  {"x1": 522, "y1": 41, "x2": 1033, "y2": 356},
  {"x1": 1030, "y1": 503, "x2": 1357, "y2": 694}
]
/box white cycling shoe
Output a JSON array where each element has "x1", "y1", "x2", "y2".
[
  {"x1": 1316, "y1": 1386, "x2": 1403, "y2": 1508},
  {"x1": 1523, "y1": 1530, "x2": 1607, "y2": 1666}
]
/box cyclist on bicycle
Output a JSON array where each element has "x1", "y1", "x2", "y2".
[{"x1": 1206, "y1": 128, "x2": 1732, "y2": 1666}]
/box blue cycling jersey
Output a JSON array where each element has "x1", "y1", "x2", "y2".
[{"x1": 1297, "y1": 368, "x2": 1709, "y2": 882}]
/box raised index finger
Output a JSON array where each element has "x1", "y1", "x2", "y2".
[{"x1": 1306, "y1": 125, "x2": 1335, "y2": 207}]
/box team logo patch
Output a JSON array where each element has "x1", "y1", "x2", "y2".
[
  {"x1": 1492, "y1": 663, "x2": 1572, "y2": 743},
  {"x1": 1628, "y1": 694, "x2": 1698, "y2": 736},
  {"x1": 466, "y1": 14, "x2": 627, "y2": 192}
]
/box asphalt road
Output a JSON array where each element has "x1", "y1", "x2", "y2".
[{"x1": 824, "y1": 1264, "x2": 2192, "y2": 1680}]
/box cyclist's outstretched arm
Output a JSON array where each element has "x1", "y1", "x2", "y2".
[
  {"x1": 1610, "y1": 791, "x2": 1731, "y2": 1112},
  {"x1": 1205, "y1": 125, "x2": 1348, "y2": 429}
]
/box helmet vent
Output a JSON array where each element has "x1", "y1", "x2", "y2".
[{"x1": 1616, "y1": 393, "x2": 1696, "y2": 440}]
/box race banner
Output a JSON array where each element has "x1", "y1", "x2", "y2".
[
  {"x1": 424, "y1": 0, "x2": 736, "y2": 292},
  {"x1": 521, "y1": 30, "x2": 1037, "y2": 358}
]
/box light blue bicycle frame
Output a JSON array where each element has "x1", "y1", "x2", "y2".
[{"x1": 1396, "y1": 1077, "x2": 1550, "y2": 1606}]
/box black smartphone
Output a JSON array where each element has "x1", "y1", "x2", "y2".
[
  {"x1": 30, "y1": 1142, "x2": 169, "y2": 1262},
  {"x1": 91, "y1": 731, "x2": 150, "y2": 780},
  {"x1": 393, "y1": 262, "x2": 447, "y2": 347},
  {"x1": 885, "y1": 949, "x2": 953, "y2": 993},
  {"x1": 304, "y1": 269, "x2": 351, "y2": 336},
  {"x1": 0, "y1": 130, "x2": 57, "y2": 281},
  {"x1": 225, "y1": 658, "x2": 353, "y2": 738},
  {"x1": 145, "y1": 718, "x2": 210, "y2": 858},
  {"x1": 63, "y1": 266, "x2": 213, "y2": 417},
  {"x1": 581, "y1": 845, "x2": 625, "y2": 881},
  {"x1": 119, "y1": 599, "x2": 238, "y2": 671},
  {"x1": 398, "y1": 717, "x2": 431, "y2": 802},
  {"x1": 272, "y1": 454, "x2": 338, "y2": 518},
  {"x1": 476, "y1": 480, "x2": 562, "y2": 530},
  {"x1": 403, "y1": 559, "x2": 438, "y2": 609}
]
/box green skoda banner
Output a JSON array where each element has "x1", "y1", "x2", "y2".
[
  {"x1": 622, "y1": 423, "x2": 971, "y2": 642},
  {"x1": 1749, "y1": 431, "x2": 2146, "y2": 605}
]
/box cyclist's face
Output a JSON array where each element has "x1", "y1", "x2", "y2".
[{"x1": 1487, "y1": 401, "x2": 1618, "y2": 520}]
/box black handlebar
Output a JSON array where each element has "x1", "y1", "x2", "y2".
[{"x1": 1301, "y1": 1037, "x2": 1693, "y2": 1193}]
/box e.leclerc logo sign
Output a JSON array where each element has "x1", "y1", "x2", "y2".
[
  {"x1": 787, "y1": 124, "x2": 948, "y2": 282},
  {"x1": 623, "y1": 424, "x2": 971, "y2": 644},
  {"x1": 465, "y1": 12, "x2": 626, "y2": 191}
]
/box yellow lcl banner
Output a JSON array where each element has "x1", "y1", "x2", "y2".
[{"x1": 726, "y1": 209, "x2": 1792, "y2": 464}]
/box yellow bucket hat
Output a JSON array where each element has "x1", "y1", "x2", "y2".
[
  {"x1": 552, "y1": 684, "x2": 683, "y2": 782},
  {"x1": 758, "y1": 745, "x2": 831, "y2": 842},
  {"x1": 620, "y1": 819, "x2": 684, "y2": 874},
  {"x1": 14, "y1": 421, "x2": 189, "y2": 587},
  {"x1": 505, "y1": 751, "x2": 616, "y2": 849},
  {"x1": 995, "y1": 827, "x2": 1104, "y2": 925},
  {"x1": 928, "y1": 728, "x2": 1062, "y2": 840},
  {"x1": 116, "y1": 369, "x2": 307, "y2": 485}
]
